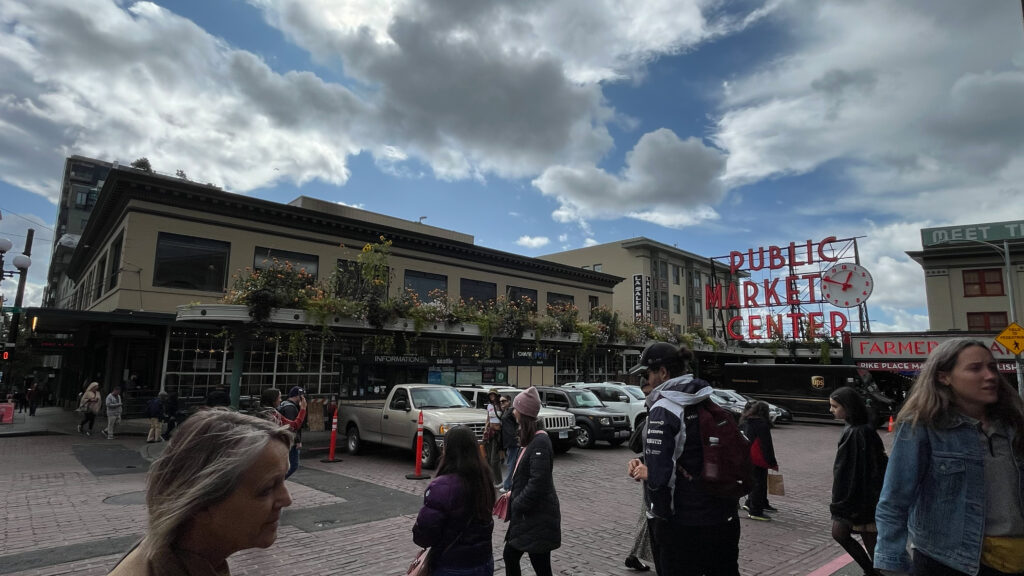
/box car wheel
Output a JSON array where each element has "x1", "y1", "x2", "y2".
[
  {"x1": 420, "y1": 432, "x2": 438, "y2": 469},
  {"x1": 575, "y1": 423, "x2": 596, "y2": 449},
  {"x1": 633, "y1": 412, "x2": 647, "y2": 430},
  {"x1": 346, "y1": 424, "x2": 360, "y2": 455}
]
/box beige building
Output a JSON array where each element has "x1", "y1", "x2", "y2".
[
  {"x1": 540, "y1": 238, "x2": 742, "y2": 340},
  {"x1": 34, "y1": 160, "x2": 624, "y2": 411},
  {"x1": 908, "y1": 221, "x2": 1024, "y2": 332}
]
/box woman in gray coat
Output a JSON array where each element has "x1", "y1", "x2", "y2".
[{"x1": 503, "y1": 386, "x2": 560, "y2": 576}]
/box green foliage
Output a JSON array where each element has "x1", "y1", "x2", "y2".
[
  {"x1": 131, "y1": 157, "x2": 152, "y2": 172},
  {"x1": 224, "y1": 259, "x2": 318, "y2": 322}
]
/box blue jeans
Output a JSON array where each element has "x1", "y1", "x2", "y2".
[
  {"x1": 503, "y1": 447, "x2": 520, "y2": 490},
  {"x1": 286, "y1": 445, "x2": 300, "y2": 478},
  {"x1": 432, "y1": 559, "x2": 494, "y2": 576}
]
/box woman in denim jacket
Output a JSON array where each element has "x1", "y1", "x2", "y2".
[{"x1": 874, "y1": 338, "x2": 1024, "y2": 576}]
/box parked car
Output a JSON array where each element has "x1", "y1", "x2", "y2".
[
  {"x1": 711, "y1": 388, "x2": 784, "y2": 425},
  {"x1": 564, "y1": 382, "x2": 647, "y2": 430},
  {"x1": 709, "y1": 392, "x2": 745, "y2": 421},
  {"x1": 536, "y1": 386, "x2": 630, "y2": 449},
  {"x1": 455, "y1": 385, "x2": 579, "y2": 453},
  {"x1": 338, "y1": 384, "x2": 486, "y2": 469}
]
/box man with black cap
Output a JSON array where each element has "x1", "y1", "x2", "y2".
[
  {"x1": 279, "y1": 386, "x2": 307, "y2": 478},
  {"x1": 626, "y1": 342, "x2": 740, "y2": 576}
]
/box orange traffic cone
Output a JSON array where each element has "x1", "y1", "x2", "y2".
[{"x1": 887, "y1": 415, "x2": 894, "y2": 433}]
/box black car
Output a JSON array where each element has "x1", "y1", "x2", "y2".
[{"x1": 535, "y1": 387, "x2": 630, "y2": 448}]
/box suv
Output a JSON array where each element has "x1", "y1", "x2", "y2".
[
  {"x1": 456, "y1": 385, "x2": 579, "y2": 453},
  {"x1": 535, "y1": 386, "x2": 630, "y2": 449},
  {"x1": 564, "y1": 382, "x2": 647, "y2": 430}
]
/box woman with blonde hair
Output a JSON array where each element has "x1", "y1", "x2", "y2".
[
  {"x1": 875, "y1": 338, "x2": 1024, "y2": 576},
  {"x1": 78, "y1": 382, "x2": 101, "y2": 436},
  {"x1": 108, "y1": 409, "x2": 293, "y2": 575}
]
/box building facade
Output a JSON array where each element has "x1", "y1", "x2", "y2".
[
  {"x1": 539, "y1": 237, "x2": 742, "y2": 340},
  {"x1": 33, "y1": 159, "x2": 626, "y2": 412},
  {"x1": 908, "y1": 221, "x2": 1024, "y2": 332}
]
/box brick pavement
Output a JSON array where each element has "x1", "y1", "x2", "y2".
[{"x1": 0, "y1": 409, "x2": 885, "y2": 575}]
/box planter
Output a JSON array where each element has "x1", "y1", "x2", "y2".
[{"x1": 176, "y1": 303, "x2": 252, "y2": 322}]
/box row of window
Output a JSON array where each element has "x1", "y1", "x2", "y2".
[
  {"x1": 143, "y1": 232, "x2": 599, "y2": 309},
  {"x1": 73, "y1": 233, "x2": 123, "y2": 309}
]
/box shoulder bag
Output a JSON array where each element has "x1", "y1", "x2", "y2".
[
  {"x1": 407, "y1": 517, "x2": 471, "y2": 576},
  {"x1": 492, "y1": 431, "x2": 546, "y2": 521}
]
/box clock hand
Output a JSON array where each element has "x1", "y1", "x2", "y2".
[
  {"x1": 843, "y1": 271, "x2": 853, "y2": 290},
  {"x1": 822, "y1": 278, "x2": 846, "y2": 286}
]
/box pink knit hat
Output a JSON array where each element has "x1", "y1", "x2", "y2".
[{"x1": 513, "y1": 386, "x2": 541, "y2": 418}]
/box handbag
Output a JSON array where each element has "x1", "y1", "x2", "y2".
[
  {"x1": 767, "y1": 471, "x2": 785, "y2": 496},
  {"x1": 492, "y1": 431, "x2": 545, "y2": 521},
  {"x1": 407, "y1": 547, "x2": 430, "y2": 576}
]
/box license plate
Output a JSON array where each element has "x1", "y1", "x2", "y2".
[
  {"x1": 559, "y1": 431, "x2": 568, "y2": 439},
  {"x1": 616, "y1": 430, "x2": 630, "y2": 438}
]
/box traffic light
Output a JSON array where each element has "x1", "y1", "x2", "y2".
[{"x1": 1, "y1": 349, "x2": 9, "y2": 361}]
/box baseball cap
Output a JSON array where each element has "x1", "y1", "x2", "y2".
[
  {"x1": 628, "y1": 342, "x2": 680, "y2": 375},
  {"x1": 288, "y1": 386, "x2": 306, "y2": 398}
]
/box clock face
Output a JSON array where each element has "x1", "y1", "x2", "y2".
[{"x1": 821, "y1": 264, "x2": 874, "y2": 308}]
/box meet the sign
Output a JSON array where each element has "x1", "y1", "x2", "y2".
[{"x1": 921, "y1": 220, "x2": 1024, "y2": 247}]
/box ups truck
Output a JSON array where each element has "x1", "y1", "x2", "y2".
[{"x1": 721, "y1": 363, "x2": 895, "y2": 421}]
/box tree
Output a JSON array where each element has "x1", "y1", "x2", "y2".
[
  {"x1": 175, "y1": 169, "x2": 188, "y2": 179},
  {"x1": 131, "y1": 157, "x2": 152, "y2": 172}
]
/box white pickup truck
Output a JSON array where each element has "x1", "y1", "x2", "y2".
[{"x1": 339, "y1": 384, "x2": 487, "y2": 469}]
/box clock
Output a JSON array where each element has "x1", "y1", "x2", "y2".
[{"x1": 821, "y1": 264, "x2": 874, "y2": 308}]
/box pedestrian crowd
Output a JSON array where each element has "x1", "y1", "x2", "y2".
[{"x1": 91, "y1": 336, "x2": 1022, "y2": 576}]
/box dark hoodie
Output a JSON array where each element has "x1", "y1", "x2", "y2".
[{"x1": 645, "y1": 374, "x2": 739, "y2": 526}]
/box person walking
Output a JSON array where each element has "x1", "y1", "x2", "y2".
[
  {"x1": 828, "y1": 386, "x2": 886, "y2": 576},
  {"x1": 14, "y1": 388, "x2": 24, "y2": 413},
  {"x1": 504, "y1": 386, "x2": 560, "y2": 576},
  {"x1": 108, "y1": 409, "x2": 294, "y2": 575},
  {"x1": 485, "y1": 389, "x2": 504, "y2": 485},
  {"x1": 26, "y1": 381, "x2": 38, "y2": 416},
  {"x1": 260, "y1": 388, "x2": 307, "y2": 478},
  {"x1": 277, "y1": 387, "x2": 307, "y2": 478},
  {"x1": 412, "y1": 425, "x2": 496, "y2": 576},
  {"x1": 875, "y1": 338, "x2": 1024, "y2": 576},
  {"x1": 161, "y1": 389, "x2": 180, "y2": 440},
  {"x1": 625, "y1": 342, "x2": 741, "y2": 576},
  {"x1": 104, "y1": 386, "x2": 123, "y2": 439},
  {"x1": 499, "y1": 394, "x2": 519, "y2": 493},
  {"x1": 77, "y1": 382, "x2": 101, "y2": 435},
  {"x1": 624, "y1": 411, "x2": 653, "y2": 572},
  {"x1": 146, "y1": 392, "x2": 166, "y2": 443},
  {"x1": 739, "y1": 401, "x2": 778, "y2": 522}
]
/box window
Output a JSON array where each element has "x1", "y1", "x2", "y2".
[
  {"x1": 593, "y1": 263, "x2": 603, "y2": 272},
  {"x1": 544, "y1": 391, "x2": 569, "y2": 409},
  {"x1": 405, "y1": 269, "x2": 447, "y2": 301},
  {"x1": 107, "y1": 233, "x2": 123, "y2": 291},
  {"x1": 547, "y1": 292, "x2": 574, "y2": 307},
  {"x1": 967, "y1": 312, "x2": 1008, "y2": 332},
  {"x1": 673, "y1": 295, "x2": 681, "y2": 314},
  {"x1": 963, "y1": 268, "x2": 1004, "y2": 297},
  {"x1": 94, "y1": 256, "x2": 106, "y2": 300},
  {"x1": 254, "y1": 246, "x2": 319, "y2": 280},
  {"x1": 73, "y1": 184, "x2": 98, "y2": 209},
  {"x1": 460, "y1": 278, "x2": 496, "y2": 304},
  {"x1": 673, "y1": 265, "x2": 681, "y2": 285},
  {"x1": 153, "y1": 232, "x2": 230, "y2": 292},
  {"x1": 658, "y1": 261, "x2": 668, "y2": 281},
  {"x1": 588, "y1": 295, "x2": 599, "y2": 310},
  {"x1": 659, "y1": 292, "x2": 668, "y2": 310},
  {"x1": 389, "y1": 389, "x2": 410, "y2": 410},
  {"x1": 507, "y1": 286, "x2": 538, "y2": 311}
]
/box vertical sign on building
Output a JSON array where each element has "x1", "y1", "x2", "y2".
[
  {"x1": 644, "y1": 275, "x2": 652, "y2": 319},
  {"x1": 633, "y1": 274, "x2": 644, "y2": 320}
]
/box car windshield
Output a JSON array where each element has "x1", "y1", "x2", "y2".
[
  {"x1": 410, "y1": 387, "x2": 471, "y2": 409},
  {"x1": 715, "y1": 389, "x2": 747, "y2": 404},
  {"x1": 625, "y1": 386, "x2": 645, "y2": 401},
  {"x1": 566, "y1": 390, "x2": 603, "y2": 408}
]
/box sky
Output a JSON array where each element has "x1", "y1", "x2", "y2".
[{"x1": 1, "y1": 0, "x2": 1023, "y2": 335}]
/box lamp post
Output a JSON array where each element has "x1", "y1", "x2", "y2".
[
  {"x1": 0, "y1": 230, "x2": 33, "y2": 344},
  {"x1": 937, "y1": 238, "x2": 1023, "y2": 397}
]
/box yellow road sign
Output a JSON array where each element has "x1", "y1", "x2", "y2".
[{"x1": 996, "y1": 322, "x2": 1024, "y2": 356}]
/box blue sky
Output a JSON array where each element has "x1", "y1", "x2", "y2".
[{"x1": 2, "y1": 0, "x2": 1024, "y2": 335}]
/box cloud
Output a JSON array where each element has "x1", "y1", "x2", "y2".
[
  {"x1": 0, "y1": 211, "x2": 52, "y2": 308},
  {"x1": 712, "y1": 0, "x2": 1024, "y2": 224},
  {"x1": 533, "y1": 128, "x2": 726, "y2": 229},
  {"x1": 516, "y1": 235, "x2": 550, "y2": 249},
  {"x1": 583, "y1": 238, "x2": 599, "y2": 247},
  {"x1": 335, "y1": 200, "x2": 365, "y2": 209},
  {"x1": 558, "y1": 234, "x2": 568, "y2": 243}
]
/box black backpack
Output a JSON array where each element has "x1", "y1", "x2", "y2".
[{"x1": 693, "y1": 400, "x2": 754, "y2": 500}]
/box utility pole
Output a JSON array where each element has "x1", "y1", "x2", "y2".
[{"x1": 7, "y1": 229, "x2": 34, "y2": 344}]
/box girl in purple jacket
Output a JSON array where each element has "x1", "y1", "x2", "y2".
[{"x1": 413, "y1": 426, "x2": 496, "y2": 575}]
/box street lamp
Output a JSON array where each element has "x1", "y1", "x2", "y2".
[
  {"x1": 0, "y1": 232, "x2": 33, "y2": 344},
  {"x1": 936, "y1": 238, "x2": 1023, "y2": 397}
]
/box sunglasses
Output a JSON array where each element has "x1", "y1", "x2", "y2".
[{"x1": 500, "y1": 399, "x2": 510, "y2": 404}]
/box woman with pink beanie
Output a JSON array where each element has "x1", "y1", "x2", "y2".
[{"x1": 503, "y1": 386, "x2": 561, "y2": 576}]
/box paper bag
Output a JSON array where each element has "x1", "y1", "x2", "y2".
[{"x1": 767, "y1": 472, "x2": 785, "y2": 496}]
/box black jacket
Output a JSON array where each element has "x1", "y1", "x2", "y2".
[
  {"x1": 739, "y1": 416, "x2": 777, "y2": 470},
  {"x1": 500, "y1": 409, "x2": 519, "y2": 451},
  {"x1": 830, "y1": 423, "x2": 887, "y2": 523},
  {"x1": 506, "y1": 431, "x2": 561, "y2": 553}
]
